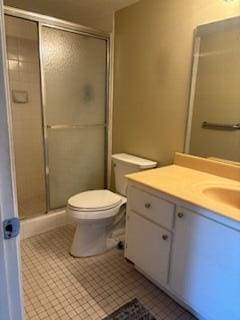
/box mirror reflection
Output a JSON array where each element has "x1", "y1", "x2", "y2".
[{"x1": 185, "y1": 17, "x2": 240, "y2": 163}]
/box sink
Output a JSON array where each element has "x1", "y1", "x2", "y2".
[{"x1": 202, "y1": 187, "x2": 240, "y2": 209}]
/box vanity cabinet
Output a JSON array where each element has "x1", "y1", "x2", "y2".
[{"x1": 125, "y1": 182, "x2": 240, "y2": 320}]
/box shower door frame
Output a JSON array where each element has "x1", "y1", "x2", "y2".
[{"x1": 4, "y1": 6, "x2": 112, "y2": 214}]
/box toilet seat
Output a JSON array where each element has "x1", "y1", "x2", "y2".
[{"x1": 68, "y1": 189, "x2": 122, "y2": 211}]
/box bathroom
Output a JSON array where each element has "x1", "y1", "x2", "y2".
[{"x1": 0, "y1": 0, "x2": 239, "y2": 319}]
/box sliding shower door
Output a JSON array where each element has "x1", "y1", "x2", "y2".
[{"x1": 41, "y1": 26, "x2": 107, "y2": 209}]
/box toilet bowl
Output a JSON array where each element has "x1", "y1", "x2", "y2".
[
  {"x1": 67, "y1": 153, "x2": 157, "y2": 257},
  {"x1": 68, "y1": 190, "x2": 126, "y2": 257}
]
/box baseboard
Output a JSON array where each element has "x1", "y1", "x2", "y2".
[{"x1": 20, "y1": 210, "x2": 69, "y2": 240}]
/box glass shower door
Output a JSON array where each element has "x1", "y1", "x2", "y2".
[
  {"x1": 5, "y1": 15, "x2": 47, "y2": 218},
  {"x1": 41, "y1": 26, "x2": 107, "y2": 209}
]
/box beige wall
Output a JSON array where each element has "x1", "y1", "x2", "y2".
[{"x1": 113, "y1": 0, "x2": 240, "y2": 166}]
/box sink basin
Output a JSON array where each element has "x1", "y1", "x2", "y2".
[{"x1": 203, "y1": 187, "x2": 240, "y2": 209}]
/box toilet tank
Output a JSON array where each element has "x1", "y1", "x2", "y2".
[{"x1": 112, "y1": 153, "x2": 157, "y2": 196}]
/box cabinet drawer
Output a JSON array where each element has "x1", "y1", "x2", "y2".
[{"x1": 128, "y1": 186, "x2": 174, "y2": 229}]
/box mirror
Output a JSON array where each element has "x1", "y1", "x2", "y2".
[{"x1": 185, "y1": 17, "x2": 240, "y2": 164}]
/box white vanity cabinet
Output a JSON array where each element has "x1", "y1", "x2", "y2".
[{"x1": 125, "y1": 182, "x2": 240, "y2": 320}]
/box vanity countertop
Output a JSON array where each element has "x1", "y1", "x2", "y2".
[{"x1": 126, "y1": 164, "x2": 240, "y2": 223}]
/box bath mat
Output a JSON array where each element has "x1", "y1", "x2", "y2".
[{"x1": 103, "y1": 298, "x2": 156, "y2": 320}]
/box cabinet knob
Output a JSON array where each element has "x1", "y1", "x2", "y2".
[
  {"x1": 177, "y1": 212, "x2": 184, "y2": 218},
  {"x1": 144, "y1": 203, "x2": 151, "y2": 209},
  {"x1": 162, "y1": 234, "x2": 168, "y2": 241}
]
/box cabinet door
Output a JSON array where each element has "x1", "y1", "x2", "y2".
[
  {"x1": 125, "y1": 210, "x2": 171, "y2": 285},
  {"x1": 170, "y1": 208, "x2": 240, "y2": 320}
]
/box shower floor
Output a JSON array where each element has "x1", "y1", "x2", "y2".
[{"x1": 21, "y1": 225, "x2": 196, "y2": 320}]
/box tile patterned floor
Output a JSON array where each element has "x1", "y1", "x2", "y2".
[{"x1": 21, "y1": 225, "x2": 196, "y2": 320}]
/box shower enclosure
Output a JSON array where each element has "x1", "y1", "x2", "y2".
[{"x1": 4, "y1": 8, "x2": 110, "y2": 219}]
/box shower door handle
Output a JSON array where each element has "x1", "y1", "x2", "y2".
[{"x1": 46, "y1": 124, "x2": 106, "y2": 129}]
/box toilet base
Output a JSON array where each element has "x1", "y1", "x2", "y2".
[{"x1": 70, "y1": 219, "x2": 114, "y2": 257}]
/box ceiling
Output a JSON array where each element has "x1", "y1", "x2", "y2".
[{"x1": 4, "y1": 0, "x2": 140, "y2": 31}]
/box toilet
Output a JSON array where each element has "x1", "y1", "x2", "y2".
[{"x1": 67, "y1": 153, "x2": 157, "y2": 257}]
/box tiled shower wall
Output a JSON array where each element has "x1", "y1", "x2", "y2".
[{"x1": 5, "y1": 15, "x2": 47, "y2": 218}]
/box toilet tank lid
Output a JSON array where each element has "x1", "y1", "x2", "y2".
[{"x1": 112, "y1": 153, "x2": 157, "y2": 169}]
